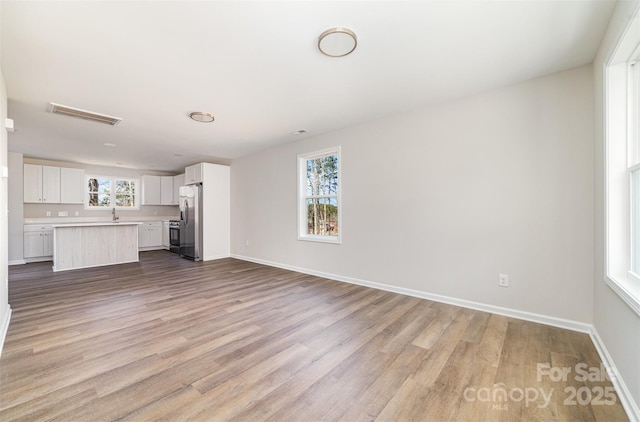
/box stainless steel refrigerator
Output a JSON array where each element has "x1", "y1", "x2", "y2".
[{"x1": 179, "y1": 183, "x2": 203, "y2": 261}]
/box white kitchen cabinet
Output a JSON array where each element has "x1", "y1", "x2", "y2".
[
  {"x1": 24, "y1": 225, "x2": 53, "y2": 260},
  {"x1": 143, "y1": 174, "x2": 180, "y2": 206},
  {"x1": 42, "y1": 166, "x2": 61, "y2": 203},
  {"x1": 24, "y1": 164, "x2": 61, "y2": 203},
  {"x1": 139, "y1": 221, "x2": 163, "y2": 250},
  {"x1": 23, "y1": 164, "x2": 42, "y2": 203},
  {"x1": 141, "y1": 175, "x2": 161, "y2": 205},
  {"x1": 162, "y1": 221, "x2": 170, "y2": 249},
  {"x1": 160, "y1": 176, "x2": 174, "y2": 205},
  {"x1": 24, "y1": 231, "x2": 45, "y2": 258},
  {"x1": 173, "y1": 173, "x2": 184, "y2": 205},
  {"x1": 184, "y1": 163, "x2": 203, "y2": 184},
  {"x1": 60, "y1": 168, "x2": 85, "y2": 204}
]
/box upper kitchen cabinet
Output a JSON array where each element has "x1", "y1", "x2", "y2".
[
  {"x1": 23, "y1": 164, "x2": 42, "y2": 203},
  {"x1": 24, "y1": 164, "x2": 60, "y2": 203},
  {"x1": 141, "y1": 175, "x2": 161, "y2": 205},
  {"x1": 60, "y1": 168, "x2": 85, "y2": 204},
  {"x1": 184, "y1": 163, "x2": 203, "y2": 184},
  {"x1": 160, "y1": 176, "x2": 174, "y2": 205},
  {"x1": 142, "y1": 175, "x2": 178, "y2": 205}
]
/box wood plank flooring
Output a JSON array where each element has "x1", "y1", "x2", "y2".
[{"x1": 0, "y1": 251, "x2": 629, "y2": 421}]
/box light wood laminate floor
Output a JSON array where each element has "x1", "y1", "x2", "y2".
[{"x1": 0, "y1": 251, "x2": 629, "y2": 421}]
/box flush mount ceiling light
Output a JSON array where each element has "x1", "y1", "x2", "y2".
[
  {"x1": 318, "y1": 27, "x2": 357, "y2": 57},
  {"x1": 48, "y1": 102, "x2": 122, "y2": 125},
  {"x1": 189, "y1": 112, "x2": 215, "y2": 123}
]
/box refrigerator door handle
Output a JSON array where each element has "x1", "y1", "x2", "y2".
[{"x1": 184, "y1": 199, "x2": 189, "y2": 226}]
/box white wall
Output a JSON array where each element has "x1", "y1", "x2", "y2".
[
  {"x1": 231, "y1": 64, "x2": 594, "y2": 324},
  {"x1": 202, "y1": 163, "x2": 230, "y2": 261},
  {"x1": 594, "y1": 0, "x2": 640, "y2": 415},
  {"x1": 0, "y1": 0, "x2": 11, "y2": 353}
]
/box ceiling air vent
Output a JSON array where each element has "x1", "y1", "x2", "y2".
[{"x1": 48, "y1": 102, "x2": 122, "y2": 126}]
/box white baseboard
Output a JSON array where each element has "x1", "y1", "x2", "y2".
[
  {"x1": 231, "y1": 254, "x2": 591, "y2": 333},
  {"x1": 590, "y1": 327, "x2": 640, "y2": 422},
  {"x1": 0, "y1": 305, "x2": 12, "y2": 358},
  {"x1": 24, "y1": 257, "x2": 52, "y2": 264},
  {"x1": 8, "y1": 259, "x2": 26, "y2": 266},
  {"x1": 232, "y1": 254, "x2": 639, "y2": 420},
  {"x1": 138, "y1": 246, "x2": 165, "y2": 252},
  {"x1": 203, "y1": 253, "x2": 231, "y2": 262}
]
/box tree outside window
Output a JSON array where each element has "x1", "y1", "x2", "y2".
[
  {"x1": 298, "y1": 147, "x2": 341, "y2": 243},
  {"x1": 115, "y1": 179, "x2": 136, "y2": 207},
  {"x1": 88, "y1": 177, "x2": 111, "y2": 207},
  {"x1": 86, "y1": 176, "x2": 138, "y2": 210}
]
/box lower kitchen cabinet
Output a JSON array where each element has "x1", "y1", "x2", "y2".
[
  {"x1": 138, "y1": 221, "x2": 163, "y2": 250},
  {"x1": 24, "y1": 225, "x2": 54, "y2": 260},
  {"x1": 162, "y1": 221, "x2": 170, "y2": 249}
]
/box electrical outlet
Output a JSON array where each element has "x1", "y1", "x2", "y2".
[
  {"x1": 46, "y1": 211, "x2": 51, "y2": 217},
  {"x1": 499, "y1": 274, "x2": 509, "y2": 287},
  {"x1": 58, "y1": 211, "x2": 68, "y2": 217},
  {"x1": 75, "y1": 211, "x2": 79, "y2": 216},
  {"x1": 245, "y1": 240, "x2": 250, "y2": 247}
]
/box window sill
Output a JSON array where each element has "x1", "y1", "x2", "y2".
[
  {"x1": 298, "y1": 235, "x2": 342, "y2": 244},
  {"x1": 84, "y1": 208, "x2": 140, "y2": 211},
  {"x1": 604, "y1": 274, "x2": 640, "y2": 317}
]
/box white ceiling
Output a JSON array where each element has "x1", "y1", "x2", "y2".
[{"x1": 1, "y1": 1, "x2": 616, "y2": 173}]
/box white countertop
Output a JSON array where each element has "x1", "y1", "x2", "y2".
[
  {"x1": 51, "y1": 222, "x2": 143, "y2": 228},
  {"x1": 25, "y1": 216, "x2": 179, "y2": 225}
]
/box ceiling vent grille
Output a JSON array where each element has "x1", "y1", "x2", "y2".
[{"x1": 48, "y1": 102, "x2": 122, "y2": 126}]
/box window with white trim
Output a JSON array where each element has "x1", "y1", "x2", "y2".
[
  {"x1": 298, "y1": 147, "x2": 341, "y2": 243},
  {"x1": 604, "y1": 8, "x2": 640, "y2": 315},
  {"x1": 630, "y1": 57, "x2": 640, "y2": 275},
  {"x1": 86, "y1": 176, "x2": 139, "y2": 210}
]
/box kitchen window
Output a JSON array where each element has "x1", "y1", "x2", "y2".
[
  {"x1": 86, "y1": 176, "x2": 139, "y2": 210},
  {"x1": 298, "y1": 147, "x2": 341, "y2": 243}
]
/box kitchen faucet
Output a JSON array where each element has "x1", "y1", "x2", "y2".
[{"x1": 112, "y1": 207, "x2": 119, "y2": 222}]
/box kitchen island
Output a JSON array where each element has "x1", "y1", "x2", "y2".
[{"x1": 51, "y1": 222, "x2": 141, "y2": 272}]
